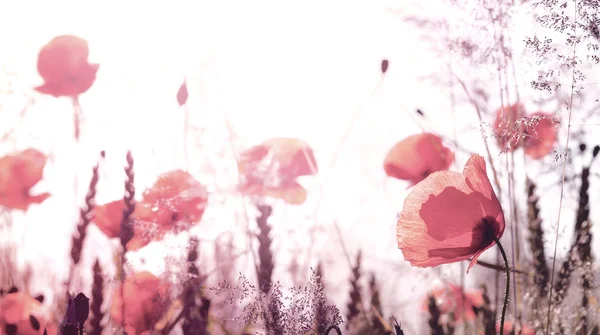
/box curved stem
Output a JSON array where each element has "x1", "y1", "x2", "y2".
[
  {"x1": 325, "y1": 325, "x2": 342, "y2": 335},
  {"x1": 495, "y1": 237, "x2": 510, "y2": 335}
]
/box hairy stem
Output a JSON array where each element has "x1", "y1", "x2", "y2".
[{"x1": 495, "y1": 237, "x2": 510, "y2": 335}]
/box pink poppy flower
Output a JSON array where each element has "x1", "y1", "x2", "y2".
[
  {"x1": 523, "y1": 112, "x2": 558, "y2": 159},
  {"x1": 35, "y1": 35, "x2": 99, "y2": 98},
  {"x1": 422, "y1": 284, "x2": 484, "y2": 322},
  {"x1": 494, "y1": 103, "x2": 524, "y2": 152},
  {"x1": 383, "y1": 133, "x2": 454, "y2": 185},
  {"x1": 238, "y1": 137, "x2": 317, "y2": 205},
  {"x1": 0, "y1": 149, "x2": 50, "y2": 211},
  {"x1": 397, "y1": 154, "x2": 505, "y2": 272}
]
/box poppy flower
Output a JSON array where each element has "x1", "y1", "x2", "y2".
[
  {"x1": 0, "y1": 149, "x2": 50, "y2": 211},
  {"x1": 523, "y1": 112, "x2": 558, "y2": 159},
  {"x1": 110, "y1": 271, "x2": 170, "y2": 335},
  {"x1": 493, "y1": 103, "x2": 524, "y2": 152},
  {"x1": 92, "y1": 200, "x2": 167, "y2": 251},
  {"x1": 383, "y1": 133, "x2": 455, "y2": 185},
  {"x1": 177, "y1": 81, "x2": 188, "y2": 106},
  {"x1": 0, "y1": 292, "x2": 48, "y2": 335},
  {"x1": 93, "y1": 171, "x2": 208, "y2": 251},
  {"x1": 93, "y1": 199, "x2": 126, "y2": 238},
  {"x1": 35, "y1": 35, "x2": 99, "y2": 98},
  {"x1": 134, "y1": 170, "x2": 208, "y2": 227},
  {"x1": 423, "y1": 284, "x2": 484, "y2": 322},
  {"x1": 397, "y1": 154, "x2": 505, "y2": 272},
  {"x1": 238, "y1": 137, "x2": 317, "y2": 205}
]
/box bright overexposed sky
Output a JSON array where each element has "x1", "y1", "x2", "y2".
[{"x1": 2, "y1": 0, "x2": 600, "y2": 333}]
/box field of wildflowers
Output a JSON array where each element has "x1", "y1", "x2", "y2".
[{"x1": 1, "y1": 0, "x2": 600, "y2": 334}]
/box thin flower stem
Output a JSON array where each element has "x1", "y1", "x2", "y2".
[{"x1": 495, "y1": 237, "x2": 510, "y2": 335}]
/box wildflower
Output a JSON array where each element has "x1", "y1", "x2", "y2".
[
  {"x1": 383, "y1": 133, "x2": 455, "y2": 186},
  {"x1": 110, "y1": 272, "x2": 170, "y2": 335},
  {"x1": 238, "y1": 137, "x2": 317, "y2": 205},
  {"x1": 0, "y1": 149, "x2": 50, "y2": 210},
  {"x1": 0, "y1": 292, "x2": 48, "y2": 335},
  {"x1": 35, "y1": 35, "x2": 99, "y2": 98},
  {"x1": 493, "y1": 103, "x2": 524, "y2": 152},
  {"x1": 423, "y1": 284, "x2": 484, "y2": 322},
  {"x1": 93, "y1": 199, "x2": 127, "y2": 238},
  {"x1": 134, "y1": 170, "x2": 208, "y2": 227},
  {"x1": 93, "y1": 170, "x2": 208, "y2": 251},
  {"x1": 397, "y1": 154, "x2": 505, "y2": 272},
  {"x1": 523, "y1": 112, "x2": 558, "y2": 159}
]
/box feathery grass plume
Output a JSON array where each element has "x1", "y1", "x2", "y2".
[
  {"x1": 89, "y1": 260, "x2": 104, "y2": 335},
  {"x1": 427, "y1": 295, "x2": 444, "y2": 335},
  {"x1": 180, "y1": 236, "x2": 210, "y2": 335},
  {"x1": 526, "y1": 177, "x2": 550, "y2": 298},
  {"x1": 315, "y1": 263, "x2": 329, "y2": 335},
  {"x1": 368, "y1": 273, "x2": 387, "y2": 334},
  {"x1": 253, "y1": 204, "x2": 283, "y2": 334},
  {"x1": 255, "y1": 204, "x2": 275, "y2": 295},
  {"x1": 210, "y1": 270, "x2": 342, "y2": 335},
  {"x1": 69, "y1": 161, "x2": 99, "y2": 273},
  {"x1": 575, "y1": 147, "x2": 594, "y2": 334},
  {"x1": 346, "y1": 250, "x2": 362, "y2": 329},
  {"x1": 119, "y1": 151, "x2": 135, "y2": 251},
  {"x1": 118, "y1": 151, "x2": 135, "y2": 335}
]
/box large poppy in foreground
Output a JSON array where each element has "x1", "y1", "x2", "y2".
[
  {"x1": 397, "y1": 154, "x2": 505, "y2": 272},
  {"x1": 238, "y1": 137, "x2": 317, "y2": 205},
  {"x1": 523, "y1": 112, "x2": 558, "y2": 159},
  {"x1": 35, "y1": 35, "x2": 99, "y2": 98},
  {"x1": 0, "y1": 149, "x2": 50, "y2": 211},
  {"x1": 384, "y1": 133, "x2": 454, "y2": 186}
]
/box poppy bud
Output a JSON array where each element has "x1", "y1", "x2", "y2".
[
  {"x1": 177, "y1": 81, "x2": 189, "y2": 106},
  {"x1": 593, "y1": 145, "x2": 600, "y2": 158},
  {"x1": 74, "y1": 293, "x2": 90, "y2": 323},
  {"x1": 381, "y1": 59, "x2": 389, "y2": 74}
]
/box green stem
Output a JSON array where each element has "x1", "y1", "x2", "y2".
[{"x1": 495, "y1": 237, "x2": 510, "y2": 335}]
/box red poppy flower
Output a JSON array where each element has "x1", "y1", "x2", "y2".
[
  {"x1": 0, "y1": 292, "x2": 49, "y2": 335},
  {"x1": 92, "y1": 200, "x2": 169, "y2": 251},
  {"x1": 93, "y1": 199, "x2": 126, "y2": 238},
  {"x1": 135, "y1": 170, "x2": 208, "y2": 227},
  {"x1": 493, "y1": 103, "x2": 524, "y2": 152},
  {"x1": 177, "y1": 81, "x2": 188, "y2": 106},
  {"x1": 383, "y1": 133, "x2": 455, "y2": 185},
  {"x1": 0, "y1": 149, "x2": 50, "y2": 211},
  {"x1": 523, "y1": 112, "x2": 558, "y2": 159},
  {"x1": 238, "y1": 137, "x2": 317, "y2": 205},
  {"x1": 423, "y1": 284, "x2": 484, "y2": 322},
  {"x1": 35, "y1": 35, "x2": 99, "y2": 98},
  {"x1": 397, "y1": 154, "x2": 505, "y2": 272},
  {"x1": 110, "y1": 271, "x2": 170, "y2": 335}
]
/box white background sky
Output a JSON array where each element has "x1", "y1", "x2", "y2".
[{"x1": 2, "y1": 0, "x2": 600, "y2": 333}]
